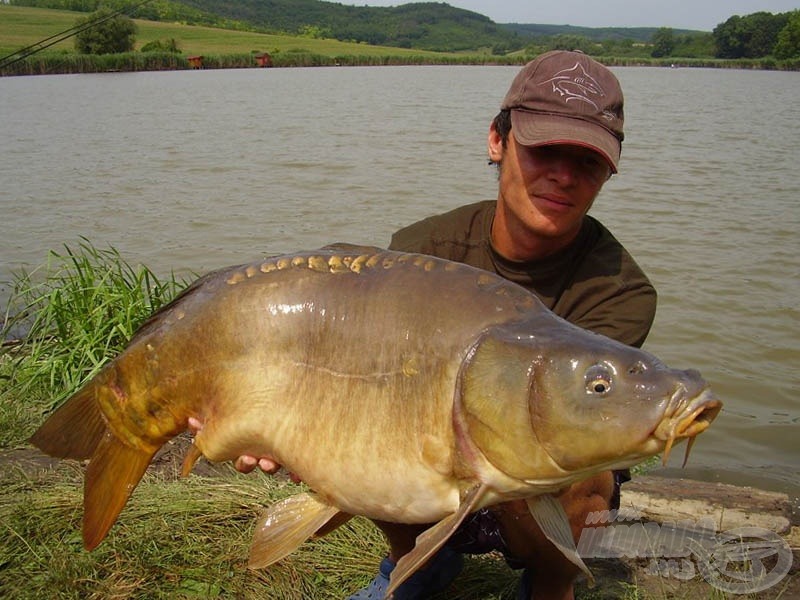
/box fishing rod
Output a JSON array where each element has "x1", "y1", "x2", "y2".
[{"x1": 0, "y1": 0, "x2": 156, "y2": 71}]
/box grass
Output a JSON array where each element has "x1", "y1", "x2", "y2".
[
  {"x1": 1, "y1": 239, "x2": 185, "y2": 401},
  {"x1": 0, "y1": 5, "x2": 459, "y2": 62},
  {"x1": 0, "y1": 239, "x2": 186, "y2": 445},
  {"x1": 0, "y1": 462, "x2": 379, "y2": 599},
  {"x1": 0, "y1": 458, "x2": 528, "y2": 599},
  {"x1": 1, "y1": 5, "x2": 525, "y2": 75}
]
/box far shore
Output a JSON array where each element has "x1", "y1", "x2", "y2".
[{"x1": 2, "y1": 51, "x2": 798, "y2": 77}]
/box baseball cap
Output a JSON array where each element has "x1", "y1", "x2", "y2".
[{"x1": 501, "y1": 50, "x2": 625, "y2": 172}]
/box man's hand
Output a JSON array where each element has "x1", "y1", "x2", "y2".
[
  {"x1": 234, "y1": 454, "x2": 282, "y2": 474},
  {"x1": 188, "y1": 416, "x2": 301, "y2": 482}
]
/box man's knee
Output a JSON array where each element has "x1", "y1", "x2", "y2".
[
  {"x1": 558, "y1": 471, "x2": 615, "y2": 538},
  {"x1": 373, "y1": 520, "x2": 429, "y2": 560},
  {"x1": 491, "y1": 471, "x2": 616, "y2": 563}
]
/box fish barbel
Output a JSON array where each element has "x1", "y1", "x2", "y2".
[{"x1": 30, "y1": 245, "x2": 721, "y2": 593}]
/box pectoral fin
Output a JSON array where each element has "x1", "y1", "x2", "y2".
[
  {"x1": 313, "y1": 511, "x2": 354, "y2": 538},
  {"x1": 525, "y1": 494, "x2": 595, "y2": 587},
  {"x1": 248, "y1": 492, "x2": 341, "y2": 569},
  {"x1": 387, "y1": 483, "x2": 489, "y2": 597}
]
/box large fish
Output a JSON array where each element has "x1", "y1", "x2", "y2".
[{"x1": 30, "y1": 245, "x2": 721, "y2": 594}]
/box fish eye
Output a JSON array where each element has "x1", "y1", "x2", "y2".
[
  {"x1": 588, "y1": 378, "x2": 611, "y2": 395},
  {"x1": 585, "y1": 364, "x2": 613, "y2": 396}
]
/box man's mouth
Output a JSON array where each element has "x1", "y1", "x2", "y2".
[{"x1": 534, "y1": 193, "x2": 573, "y2": 211}]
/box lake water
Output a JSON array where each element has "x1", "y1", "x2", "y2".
[{"x1": 1, "y1": 65, "x2": 798, "y2": 504}]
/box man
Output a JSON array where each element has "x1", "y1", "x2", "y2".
[
  {"x1": 349, "y1": 49, "x2": 656, "y2": 600},
  {"x1": 236, "y1": 51, "x2": 656, "y2": 600}
]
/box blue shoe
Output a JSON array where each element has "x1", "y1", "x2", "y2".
[
  {"x1": 347, "y1": 548, "x2": 464, "y2": 600},
  {"x1": 516, "y1": 568, "x2": 533, "y2": 600}
]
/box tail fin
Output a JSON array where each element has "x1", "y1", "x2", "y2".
[
  {"x1": 29, "y1": 385, "x2": 107, "y2": 459},
  {"x1": 83, "y1": 434, "x2": 155, "y2": 550},
  {"x1": 30, "y1": 382, "x2": 157, "y2": 550}
]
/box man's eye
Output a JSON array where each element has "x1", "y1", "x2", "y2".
[
  {"x1": 581, "y1": 156, "x2": 603, "y2": 171},
  {"x1": 581, "y1": 157, "x2": 610, "y2": 180},
  {"x1": 582, "y1": 156, "x2": 600, "y2": 168}
]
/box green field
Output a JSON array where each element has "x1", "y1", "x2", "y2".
[{"x1": 0, "y1": 5, "x2": 453, "y2": 60}]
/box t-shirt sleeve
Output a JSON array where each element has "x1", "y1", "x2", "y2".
[
  {"x1": 388, "y1": 202, "x2": 492, "y2": 263},
  {"x1": 389, "y1": 222, "x2": 434, "y2": 254},
  {"x1": 567, "y1": 279, "x2": 657, "y2": 348},
  {"x1": 553, "y1": 221, "x2": 657, "y2": 349}
]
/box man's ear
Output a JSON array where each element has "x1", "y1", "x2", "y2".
[{"x1": 488, "y1": 123, "x2": 505, "y2": 163}]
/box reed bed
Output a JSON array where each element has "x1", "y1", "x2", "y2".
[
  {"x1": 0, "y1": 49, "x2": 527, "y2": 76},
  {"x1": 4, "y1": 50, "x2": 796, "y2": 76}
]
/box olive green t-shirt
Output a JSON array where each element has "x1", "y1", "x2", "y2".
[{"x1": 389, "y1": 200, "x2": 656, "y2": 348}]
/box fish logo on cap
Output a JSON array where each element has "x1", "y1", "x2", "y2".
[{"x1": 539, "y1": 61, "x2": 607, "y2": 114}]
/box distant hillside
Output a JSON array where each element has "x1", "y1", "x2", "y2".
[
  {"x1": 501, "y1": 23, "x2": 706, "y2": 43},
  {"x1": 6, "y1": 0, "x2": 709, "y2": 54},
  {"x1": 173, "y1": 1, "x2": 708, "y2": 49},
  {"x1": 176, "y1": 0, "x2": 523, "y2": 52}
]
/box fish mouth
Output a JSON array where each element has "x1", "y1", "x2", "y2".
[{"x1": 654, "y1": 386, "x2": 722, "y2": 467}]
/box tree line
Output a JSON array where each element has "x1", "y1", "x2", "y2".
[
  {"x1": 713, "y1": 11, "x2": 799, "y2": 59},
  {"x1": 648, "y1": 11, "x2": 799, "y2": 59},
  {"x1": 523, "y1": 12, "x2": 799, "y2": 60}
]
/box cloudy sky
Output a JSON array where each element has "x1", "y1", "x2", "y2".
[{"x1": 344, "y1": 0, "x2": 798, "y2": 31}]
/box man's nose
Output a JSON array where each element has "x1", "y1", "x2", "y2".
[{"x1": 545, "y1": 154, "x2": 579, "y2": 185}]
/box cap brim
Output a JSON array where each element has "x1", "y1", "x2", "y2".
[{"x1": 510, "y1": 110, "x2": 620, "y2": 173}]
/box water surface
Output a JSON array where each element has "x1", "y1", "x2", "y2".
[{"x1": 1, "y1": 65, "x2": 798, "y2": 503}]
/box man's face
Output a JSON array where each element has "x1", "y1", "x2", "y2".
[{"x1": 489, "y1": 125, "x2": 611, "y2": 260}]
